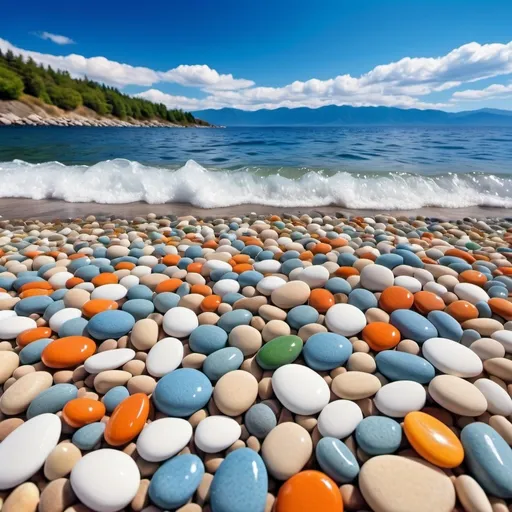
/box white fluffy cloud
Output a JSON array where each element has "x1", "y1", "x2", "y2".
[
  {"x1": 453, "y1": 83, "x2": 512, "y2": 100},
  {"x1": 2, "y1": 36, "x2": 512, "y2": 110},
  {"x1": 38, "y1": 32, "x2": 75, "y2": 45}
]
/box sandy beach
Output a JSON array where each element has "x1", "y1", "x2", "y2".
[{"x1": 1, "y1": 198, "x2": 511, "y2": 221}]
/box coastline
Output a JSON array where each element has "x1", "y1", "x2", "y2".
[{"x1": 0, "y1": 197, "x2": 511, "y2": 221}]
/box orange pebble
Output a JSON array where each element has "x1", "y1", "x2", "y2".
[
  {"x1": 445, "y1": 300, "x2": 478, "y2": 322},
  {"x1": 413, "y1": 291, "x2": 445, "y2": 314},
  {"x1": 91, "y1": 273, "x2": 118, "y2": 287},
  {"x1": 232, "y1": 254, "x2": 251, "y2": 264},
  {"x1": 500, "y1": 267, "x2": 512, "y2": 276},
  {"x1": 276, "y1": 471, "x2": 343, "y2": 512},
  {"x1": 460, "y1": 270, "x2": 487, "y2": 287},
  {"x1": 404, "y1": 411, "x2": 464, "y2": 468},
  {"x1": 190, "y1": 284, "x2": 213, "y2": 297},
  {"x1": 201, "y1": 294, "x2": 222, "y2": 312},
  {"x1": 379, "y1": 286, "x2": 414, "y2": 313},
  {"x1": 359, "y1": 252, "x2": 377, "y2": 262},
  {"x1": 19, "y1": 281, "x2": 53, "y2": 293},
  {"x1": 299, "y1": 251, "x2": 314, "y2": 261},
  {"x1": 155, "y1": 278, "x2": 183, "y2": 293},
  {"x1": 19, "y1": 289, "x2": 52, "y2": 299},
  {"x1": 233, "y1": 263, "x2": 253, "y2": 274},
  {"x1": 202, "y1": 241, "x2": 218, "y2": 250},
  {"x1": 162, "y1": 254, "x2": 181, "y2": 266},
  {"x1": 309, "y1": 289, "x2": 335, "y2": 313},
  {"x1": 187, "y1": 262, "x2": 203, "y2": 274},
  {"x1": 82, "y1": 299, "x2": 118, "y2": 318},
  {"x1": 17, "y1": 326, "x2": 53, "y2": 347},
  {"x1": 41, "y1": 336, "x2": 96, "y2": 368},
  {"x1": 69, "y1": 253, "x2": 87, "y2": 260},
  {"x1": 104, "y1": 393, "x2": 150, "y2": 446},
  {"x1": 362, "y1": 322, "x2": 401, "y2": 351},
  {"x1": 444, "y1": 248, "x2": 476, "y2": 264},
  {"x1": 329, "y1": 238, "x2": 348, "y2": 248},
  {"x1": 115, "y1": 262, "x2": 136, "y2": 271},
  {"x1": 312, "y1": 243, "x2": 331, "y2": 255},
  {"x1": 24, "y1": 251, "x2": 42, "y2": 259},
  {"x1": 335, "y1": 267, "x2": 359, "y2": 279},
  {"x1": 488, "y1": 297, "x2": 512, "y2": 321},
  {"x1": 66, "y1": 277, "x2": 84, "y2": 289},
  {"x1": 62, "y1": 398, "x2": 106, "y2": 428}
]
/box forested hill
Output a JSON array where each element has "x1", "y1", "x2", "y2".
[{"x1": 0, "y1": 49, "x2": 207, "y2": 126}]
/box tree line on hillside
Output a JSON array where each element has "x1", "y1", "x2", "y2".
[{"x1": 0, "y1": 50, "x2": 206, "y2": 125}]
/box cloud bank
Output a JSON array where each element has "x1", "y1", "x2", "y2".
[
  {"x1": 2, "y1": 37, "x2": 512, "y2": 110},
  {"x1": 38, "y1": 32, "x2": 75, "y2": 45}
]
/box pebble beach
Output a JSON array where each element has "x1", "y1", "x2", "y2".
[{"x1": 0, "y1": 209, "x2": 511, "y2": 512}]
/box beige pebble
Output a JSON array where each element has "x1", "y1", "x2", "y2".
[
  {"x1": 3, "y1": 482, "x2": 39, "y2": 512},
  {"x1": 123, "y1": 359, "x2": 146, "y2": 376},
  {"x1": 295, "y1": 415, "x2": 317, "y2": 432},
  {"x1": 0, "y1": 371, "x2": 52, "y2": 415},
  {"x1": 130, "y1": 319, "x2": 158, "y2": 350},
  {"x1": 261, "y1": 422, "x2": 312, "y2": 480},
  {"x1": 240, "y1": 356, "x2": 263, "y2": 380},
  {"x1": 182, "y1": 353, "x2": 206, "y2": 369},
  {"x1": 196, "y1": 473, "x2": 213, "y2": 506},
  {"x1": 63, "y1": 289, "x2": 90, "y2": 309},
  {"x1": 188, "y1": 409, "x2": 207, "y2": 428},
  {"x1": 490, "y1": 498, "x2": 508, "y2": 512},
  {"x1": 127, "y1": 375, "x2": 156, "y2": 395},
  {"x1": 97, "y1": 339, "x2": 117, "y2": 352},
  {"x1": 484, "y1": 358, "x2": 512, "y2": 382},
  {"x1": 340, "y1": 484, "x2": 367, "y2": 511},
  {"x1": 38, "y1": 478, "x2": 76, "y2": 512},
  {"x1": 332, "y1": 371, "x2": 381, "y2": 400},
  {"x1": 347, "y1": 352, "x2": 376, "y2": 373},
  {"x1": 233, "y1": 296, "x2": 267, "y2": 313},
  {"x1": 261, "y1": 320, "x2": 290, "y2": 342},
  {"x1": 131, "y1": 479, "x2": 150, "y2": 512},
  {"x1": 462, "y1": 319, "x2": 504, "y2": 337},
  {"x1": 396, "y1": 339, "x2": 420, "y2": 355},
  {"x1": 297, "y1": 323, "x2": 327, "y2": 341},
  {"x1": 177, "y1": 504, "x2": 202, "y2": 512},
  {"x1": 12, "y1": 365, "x2": 35, "y2": 379},
  {"x1": 246, "y1": 436, "x2": 261, "y2": 452},
  {"x1": 470, "y1": 338, "x2": 506, "y2": 360},
  {"x1": 454, "y1": 474, "x2": 492, "y2": 512},
  {"x1": 250, "y1": 316, "x2": 265, "y2": 331},
  {"x1": 489, "y1": 415, "x2": 512, "y2": 444},
  {"x1": 198, "y1": 312, "x2": 219, "y2": 325},
  {"x1": 429, "y1": 375, "x2": 488, "y2": 416},
  {"x1": 139, "y1": 273, "x2": 168, "y2": 290},
  {"x1": 44, "y1": 442, "x2": 82, "y2": 480},
  {"x1": 259, "y1": 304, "x2": 287, "y2": 321},
  {"x1": 0, "y1": 417, "x2": 24, "y2": 441},
  {"x1": 54, "y1": 371, "x2": 74, "y2": 384},
  {"x1": 93, "y1": 370, "x2": 131, "y2": 393},
  {"x1": 229, "y1": 325, "x2": 263, "y2": 355},
  {"x1": 365, "y1": 308, "x2": 389, "y2": 323},
  {"x1": 205, "y1": 454, "x2": 224, "y2": 473},
  {"x1": 0, "y1": 351, "x2": 19, "y2": 384},
  {"x1": 352, "y1": 340, "x2": 370, "y2": 353},
  {"x1": 270, "y1": 281, "x2": 310, "y2": 309},
  {"x1": 213, "y1": 370, "x2": 258, "y2": 416},
  {"x1": 359, "y1": 455, "x2": 456, "y2": 512},
  {"x1": 258, "y1": 375, "x2": 273, "y2": 400},
  {"x1": 265, "y1": 493, "x2": 276, "y2": 512}
]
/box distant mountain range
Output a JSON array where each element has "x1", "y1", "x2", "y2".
[{"x1": 193, "y1": 105, "x2": 512, "y2": 126}]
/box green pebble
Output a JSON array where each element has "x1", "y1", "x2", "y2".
[
  {"x1": 466, "y1": 241, "x2": 481, "y2": 250},
  {"x1": 256, "y1": 335, "x2": 303, "y2": 370}
]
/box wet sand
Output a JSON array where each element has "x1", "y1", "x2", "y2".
[{"x1": 0, "y1": 198, "x2": 511, "y2": 221}]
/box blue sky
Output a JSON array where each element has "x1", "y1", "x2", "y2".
[{"x1": 2, "y1": 0, "x2": 512, "y2": 111}]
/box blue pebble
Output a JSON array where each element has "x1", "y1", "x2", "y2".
[
  {"x1": 476, "y1": 300, "x2": 492, "y2": 319},
  {"x1": 281, "y1": 259, "x2": 304, "y2": 276},
  {"x1": 243, "y1": 246, "x2": 263, "y2": 259},
  {"x1": 427, "y1": 310, "x2": 463, "y2": 341},
  {"x1": 461, "y1": 329, "x2": 481, "y2": 347},
  {"x1": 488, "y1": 286, "x2": 509, "y2": 299},
  {"x1": 185, "y1": 246, "x2": 203, "y2": 259},
  {"x1": 87, "y1": 310, "x2": 135, "y2": 340},
  {"x1": 337, "y1": 254, "x2": 357, "y2": 266},
  {"x1": 59, "y1": 317, "x2": 89, "y2": 337},
  {"x1": 20, "y1": 338, "x2": 53, "y2": 364},
  {"x1": 325, "y1": 277, "x2": 352, "y2": 295},
  {"x1": 217, "y1": 309, "x2": 252, "y2": 333},
  {"x1": 72, "y1": 422, "x2": 106, "y2": 450},
  {"x1": 210, "y1": 269, "x2": 230, "y2": 281},
  {"x1": 50, "y1": 289, "x2": 68, "y2": 301},
  {"x1": 287, "y1": 305, "x2": 319, "y2": 330},
  {"x1": 189, "y1": 325, "x2": 228, "y2": 355},
  {"x1": 281, "y1": 251, "x2": 300, "y2": 262},
  {"x1": 375, "y1": 350, "x2": 435, "y2": 384},
  {"x1": 316, "y1": 437, "x2": 360, "y2": 483},
  {"x1": 74, "y1": 265, "x2": 100, "y2": 281},
  {"x1": 232, "y1": 240, "x2": 245, "y2": 251},
  {"x1": 91, "y1": 258, "x2": 111, "y2": 268},
  {"x1": 149, "y1": 454, "x2": 205, "y2": 510},
  {"x1": 393, "y1": 249, "x2": 424, "y2": 268},
  {"x1": 439, "y1": 256, "x2": 467, "y2": 266},
  {"x1": 103, "y1": 386, "x2": 130, "y2": 413},
  {"x1": 254, "y1": 250, "x2": 273, "y2": 261},
  {"x1": 151, "y1": 264, "x2": 167, "y2": 274},
  {"x1": 27, "y1": 384, "x2": 78, "y2": 419},
  {"x1": 449, "y1": 262, "x2": 473, "y2": 274},
  {"x1": 355, "y1": 417, "x2": 402, "y2": 455},
  {"x1": 303, "y1": 332, "x2": 353, "y2": 371},
  {"x1": 238, "y1": 271, "x2": 264, "y2": 288},
  {"x1": 153, "y1": 292, "x2": 180, "y2": 313},
  {"x1": 202, "y1": 347, "x2": 244, "y2": 381},
  {"x1": 375, "y1": 253, "x2": 404, "y2": 269},
  {"x1": 0, "y1": 277, "x2": 15, "y2": 290},
  {"x1": 178, "y1": 257, "x2": 193, "y2": 270},
  {"x1": 93, "y1": 247, "x2": 107, "y2": 258},
  {"x1": 461, "y1": 422, "x2": 512, "y2": 498},
  {"x1": 245, "y1": 403, "x2": 277, "y2": 438},
  {"x1": 68, "y1": 259, "x2": 90, "y2": 273},
  {"x1": 176, "y1": 283, "x2": 190, "y2": 297},
  {"x1": 390, "y1": 309, "x2": 438, "y2": 343},
  {"x1": 127, "y1": 285, "x2": 153, "y2": 301},
  {"x1": 494, "y1": 276, "x2": 512, "y2": 292},
  {"x1": 312, "y1": 254, "x2": 328, "y2": 265},
  {"x1": 43, "y1": 300, "x2": 65, "y2": 321},
  {"x1": 122, "y1": 299, "x2": 155, "y2": 321},
  {"x1": 12, "y1": 276, "x2": 44, "y2": 291},
  {"x1": 348, "y1": 289, "x2": 378, "y2": 311},
  {"x1": 219, "y1": 272, "x2": 239, "y2": 281},
  {"x1": 210, "y1": 448, "x2": 268, "y2": 512},
  {"x1": 484, "y1": 280, "x2": 506, "y2": 291},
  {"x1": 14, "y1": 296, "x2": 53, "y2": 316},
  {"x1": 222, "y1": 292, "x2": 245, "y2": 305},
  {"x1": 153, "y1": 368, "x2": 213, "y2": 417}
]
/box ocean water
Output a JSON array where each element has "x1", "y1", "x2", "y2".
[{"x1": 1, "y1": 125, "x2": 512, "y2": 209}]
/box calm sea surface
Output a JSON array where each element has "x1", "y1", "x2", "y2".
[{"x1": 0, "y1": 126, "x2": 511, "y2": 208}]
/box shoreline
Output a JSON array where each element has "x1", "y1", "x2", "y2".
[{"x1": 0, "y1": 198, "x2": 511, "y2": 221}]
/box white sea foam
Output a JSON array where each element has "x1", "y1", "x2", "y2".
[{"x1": 1, "y1": 159, "x2": 512, "y2": 209}]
